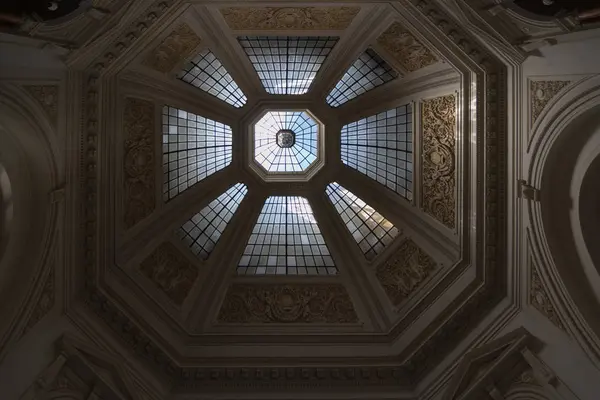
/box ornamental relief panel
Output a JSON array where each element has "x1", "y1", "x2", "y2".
[
  {"x1": 139, "y1": 242, "x2": 199, "y2": 306},
  {"x1": 218, "y1": 284, "x2": 358, "y2": 323},
  {"x1": 376, "y1": 22, "x2": 439, "y2": 73},
  {"x1": 219, "y1": 7, "x2": 360, "y2": 30},
  {"x1": 22, "y1": 85, "x2": 59, "y2": 126},
  {"x1": 530, "y1": 262, "x2": 565, "y2": 331},
  {"x1": 123, "y1": 97, "x2": 155, "y2": 229},
  {"x1": 421, "y1": 94, "x2": 457, "y2": 229},
  {"x1": 530, "y1": 80, "x2": 571, "y2": 126},
  {"x1": 142, "y1": 23, "x2": 202, "y2": 73},
  {"x1": 375, "y1": 239, "x2": 437, "y2": 308}
]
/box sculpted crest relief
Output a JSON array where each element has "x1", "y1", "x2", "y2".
[
  {"x1": 218, "y1": 284, "x2": 358, "y2": 323},
  {"x1": 376, "y1": 22, "x2": 438, "y2": 73},
  {"x1": 220, "y1": 7, "x2": 360, "y2": 30},
  {"x1": 143, "y1": 23, "x2": 201, "y2": 73},
  {"x1": 421, "y1": 94, "x2": 457, "y2": 229}
]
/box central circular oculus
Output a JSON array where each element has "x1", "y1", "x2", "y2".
[{"x1": 276, "y1": 129, "x2": 296, "y2": 148}]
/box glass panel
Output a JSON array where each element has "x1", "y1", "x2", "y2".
[
  {"x1": 238, "y1": 36, "x2": 338, "y2": 95},
  {"x1": 341, "y1": 104, "x2": 413, "y2": 200},
  {"x1": 325, "y1": 182, "x2": 399, "y2": 261},
  {"x1": 178, "y1": 183, "x2": 248, "y2": 261},
  {"x1": 326, "y1": 48, "x2": 398, "y2": 108},
  {"x1": 177, "y1": 49, "x2": 247, "y2": 108},
  {"x1": 238, "y1": 196, "x2": 337, "y2": 275},
  {"x1": 162, "y1": 105, "x2": 232, "y2": 201},
  {"x1": 254, "y1": 111, "x2": 318, "y2": 173}
]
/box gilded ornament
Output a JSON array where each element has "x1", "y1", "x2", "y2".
[
  {"x1": 139, "y1": 242, "x2": 199, "y2": 305},
  {"x1": 143, "y1": 24, "x2": 201, "y2": 73},
  {"x1": 421, "y1": 94, "x2": 457, "y2": 228},
  {"x1": 218, "y1": 284, "x2": 358, "y2": 323},
  {"x1": 220, "y1": 7, "x2": 360, "y2": 30},
  {"x1": 530, "y1": 80, "x2": 570, "y2": 125},
  {"x1": 377, "y1": 22, "x2": 438, "y2": 73}
]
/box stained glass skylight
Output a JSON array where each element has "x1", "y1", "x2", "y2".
[
  {"x1": 238, "y1": 196, "x2": 337, "y2": 275},
  {"x1": 178, "y1": 183, "x2": 248, "y2": 260},
  {"x1": 162, "y1": 106, "x2": 232, "y2": 201},
  {"x1": 326, "y1": 49, "x2": 398, "y2": 108},
  {"x1": 341, "y1": 104, "x2": 413, "y2": 200},
  {"x1": 326, "y1": 182, "x2": 399, "y2": 261},
  {"x1": 238, "y1": 36, "x2": 338, "y2": 95},
  {"x1": 254, "y1": 111, "x2": 318, "y2": 173},
  {"x1": 177, "y1": 49, "x2": 247, "y2": 108}
]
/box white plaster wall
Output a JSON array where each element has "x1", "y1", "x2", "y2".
[{"x1": 523, "y1": 34, "x2": 600, "y2": 77}]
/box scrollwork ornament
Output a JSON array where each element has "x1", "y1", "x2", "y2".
[
  {"x1": 530, "y1": 80, "x2": 570, "y2": 126},
  {"x1": 143, "y1": 24, "x2": 201, "y2": 73},
  {"x1": 377, "y1": 22, "x2": 438, "y2": 72},
  {"x1": 220, "y1": 7, "x2": 360, "y2": 30}
]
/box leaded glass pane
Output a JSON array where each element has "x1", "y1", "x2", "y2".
[
  {"x1": 325, "y1": 182, "x2": 399, "y2": 261},
  {"x1": 162, "y1": 106, "x2": 232, "y2": 201},
  {"x1": 341, "y1": 104, "x2": 413, "y2": 200},
  {"x1": 326, "y1": 49, "x2": 398, "y2": 108},
  {"x1": 238, "y1": 36, "x2": 338, "y2": 95},
  {"x1": 178, "y1": 183, "x2": 248, "y2": 260},
  {"x1": 238, "y1": 196, "x2": 337, "y2": 275},
  {"x1": 254, "y1": 111, "x2": 318, "y2": 172},
  {"x1": 177, "y1": 49, "x2": 247, "y2": 108}
]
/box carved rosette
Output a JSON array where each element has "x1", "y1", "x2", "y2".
[
  {"x1": 220, "y1": 7, "x2": 360, "y2": 30},
  {"x1": 530, "y1": 80, "x2": 570, "y2": 126},
  {"x1": 23, "y1": 85, "x2": 59, "y2": 126},
  {"x1": 375, "y1": 239, "x2": 437, "y2": 308},
  {"x1": 530, "y1": 264, "x2": 565, "y2": 331},
  {"x1": 421, "y1": 94, "x2": 457, "y2": 229},
  {"x1": 140, "y1": 242, "x2": 199, "y2": 305},
  {"x1": 143, "y1": 23, "x2": 201, "y2": 73},
  {"x1": 123, "y1": 97, "x2": 155, "y2": 229},
  {"x1": 376, "y1": 22, "x2": 438, "y2": 73},
  {"x1": 218, "y1": 284, "x2": 358, "y2": 323}
]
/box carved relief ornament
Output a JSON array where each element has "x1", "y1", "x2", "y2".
[
  {"x1": 530, "y1": 80, "x2": 571, "y2": 126},
  {"x1": 530, "y1": 263, "x2": 566, "y2": 331},
  {"x1": 220, "y1": 7, "x2": 360, "y2": 30},
  {"x1": 376, "y1": 22, "x2": 439, "y2": 73},
  {"x1": 143, "y1": 23, "x2": 201, "y2": 73},
  {"x1": 23, "y1": 85, "x2": 59, "y2": 126}
]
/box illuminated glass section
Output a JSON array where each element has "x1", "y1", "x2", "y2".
[
  {"x1": 238, "y1": 36, "x2": 338, "y2": 95},
  {"x1": 238, "y1": 196, "x2": 337, "y2": 275},
  {"x1": 341, "y1": 104, "x2": 413, "y2": 200},
  {"x1": 254, "y1": 111, "x2": 318, "y2": 173},
  {"x1": 326, "y1": 182, "x2": 399, "y2": 261},
  {"x1": 162, "y1": 106, "x2": 232, "y2": 201},
  {"x1": 177, "y1": 49, "x2": 247, "y2": 108},
  {"x1": 326, "y1": 49, "x2": 398, "y2": 108},
  {"x1": 178, "y1": 183, "x2": 248, "y2": 260}
]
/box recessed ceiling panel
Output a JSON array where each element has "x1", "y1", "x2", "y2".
[
  {"x1": 162, "y1": 106, "x2": 232, "y2": 201},
  {"x1": 238, "y1": 196, "x2": 337, "y2": 275},
  {"x1": 326, "y1": 182, "x2": 399, "y2": 261},
  {"x1": 326, "y1": 48, "x2": 398, "y2": 108},
  {"x1": 178, "y1": 183, "x2": 248, "y2": 260},
  {"x1": 341, "y1": 104, "x2": 413, "y2": 200},
  {"x1": 238, "y1": 36, "x2": 338, "y2": 95},
  {"x1": 177, "y1": 49, "x2": 247, "y2": 108}
]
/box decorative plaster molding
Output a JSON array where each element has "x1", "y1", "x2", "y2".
[
  {"x1": 219, "y1": 7, "x2": 360, "y2": 30},
  {"x1": 375, "y1": 239, "x2": 437, "y2": 308},
  {"x1": 123, "y1": 97, "x2": 156, "y2": 229},
  {"x1": 217, "y1": 284, "x2": 358, "y2": 324},
  {"x1": 421, "y1": 94, "x2": 457, "y2": 229},
  {"x1": 142, "y1": 23, "x2": 201, "y2": 73},
  {"x1": 139, "y1": 242, "x2": 199, "y2": 306},
  {"x1": 530, "y1": 80, "x2": 571, "y2": 126},
  {"x1": 22, "y1": 85, "x2": 59, "y2": 126},
  {"x1": 376, "y1": 22, "x2": 439, "y2": 73},
  {"x1": 530, "y1": 262, "x2": 566, "y2": 332},
  {"x1": 23, "y1": 269, "x2": 55, "y2": 334}
]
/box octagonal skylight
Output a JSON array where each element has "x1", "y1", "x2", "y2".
[{"x1": 253, "y1": 111, "x2": 318, "y2": 173}]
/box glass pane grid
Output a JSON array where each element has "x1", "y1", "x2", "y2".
[
  {"x1": 239, "y1": 36, "x2": 338, "y2": 95},
  {"x1": 238, "y1": 196, "x2": 337, "y2": 275},
  {"x1": 178, "y1": 183, "x2": 248, "y2": 260},
  {"x1": 254, "y1": 111, "x2": 318, "y2": 172},
  {"x1": 162, "y1": 106, "x2": 232, "y2": 201},
  {"x1": 326, "y1": 182, "x2": 399, "y2": 261},
  {"x1": 326, "y1": 49, "x2": 398, "y2": 108},
  {"x1": 177, "y1": 49, "x2": 247, "y2": 108},
  {"x1": 341, "y1": 104, "x2": 413, "y2": 200}
]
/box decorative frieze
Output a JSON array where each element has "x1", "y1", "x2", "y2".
[
  {"x1": 142, "y1": 23, "x2": 201, "y2": 73},
  {"x1": 23, "y1": 85, "x2": 59, "y2": 126},
  {"x1": 530, "y1": 263, "x2": 565, "y2": 331},
  {"x1": 220, "y1": 7, "x2": 360, "y2": 30},
  {"x1": 376, "y1": 22, "x2": 438, "y2": 73},
  {"x1": 375, "y1": 239, "x2": 437, "y2": 308},
  {"x1": 123, "y1": 97, "x2": 155, "y2": 229},
  {"x1": 218, "y1": 284, "x2": 358, "y2": 323},
  {"x1": 139, "y1": 242, "x2": 199, "y2": 306},
  {"x1": 421, "y1": 94, "x2": 457, "y2": 229},
  {"x1": 530, "y1": 80, "x2": 571, "y2": 125}
]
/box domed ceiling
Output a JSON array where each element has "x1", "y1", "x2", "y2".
[{"x1": 70, "y1": 0, "x2": 508, "y2": 397}]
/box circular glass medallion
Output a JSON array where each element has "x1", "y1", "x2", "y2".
[{"x1": 276, "y1": 129, "x2": 296, "y2": 148}]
